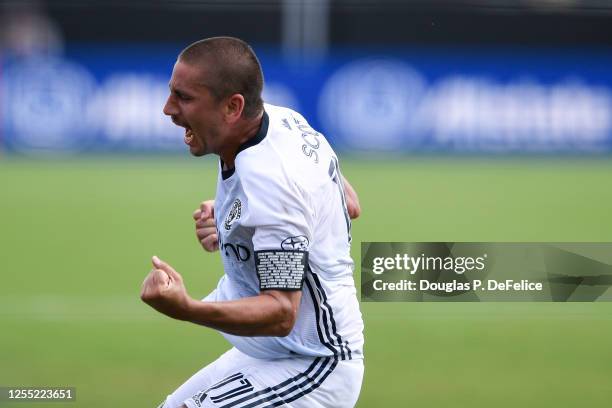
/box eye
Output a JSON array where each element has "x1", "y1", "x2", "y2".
[{"x1": 174, "y1": 91, "x2": 192, "y2": 101}]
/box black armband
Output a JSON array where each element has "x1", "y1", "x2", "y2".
[{"x1": 255, "y1": 250, "x2": 308, "y2": 291}]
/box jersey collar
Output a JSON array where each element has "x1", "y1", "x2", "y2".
[
  {"x1": 220, "y1": 110, "x2": 269, "y2": 180},
  {"x1": 236, "y1": 110, "x2": 269, "y2": 155}
]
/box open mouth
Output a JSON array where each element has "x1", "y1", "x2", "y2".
[
  {"x1": 184, "y1": 128, "x2": 195, "y2": 145},
  {"x1": 172, "y1": 116, "x2": 195, "y2": 146}
]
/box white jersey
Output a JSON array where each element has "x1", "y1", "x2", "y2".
[{"x1": 205, "y1": 103, "x2": 364, "y2": 361}]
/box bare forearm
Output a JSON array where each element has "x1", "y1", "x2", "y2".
[
  {"x1": 181, "y1": 293, "x2": 297, "y2": 337},
  {"x1": 342, "y1": 175, "x2": 361, "y2": 219}
]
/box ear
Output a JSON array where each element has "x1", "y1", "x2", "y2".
[{"x1": 225, "y1": 94, "x2": 245, "y2": 123}]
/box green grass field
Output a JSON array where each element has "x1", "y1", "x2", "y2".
[{"x1": 1, "y1": 156, "x2": 612, "y2": 407}]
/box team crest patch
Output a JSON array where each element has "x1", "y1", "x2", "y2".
[
  {"x1": 224, "y1": 198, "x2": 242, "y2": 230},
  {"x1": 281, "y1": 235, "x2": 310, "y2": 250}
]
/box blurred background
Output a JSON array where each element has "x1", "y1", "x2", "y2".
[{"x1": 1, "y1": 0, "x2": 611, "y2": 407}]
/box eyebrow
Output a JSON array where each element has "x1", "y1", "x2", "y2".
[{"x1": 168, "y1": 83, "x2": 192, "y2": 97}]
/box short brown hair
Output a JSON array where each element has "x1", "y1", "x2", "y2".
[{"x1": 179, "y1": 37, "x2": 264, "y2": 118}]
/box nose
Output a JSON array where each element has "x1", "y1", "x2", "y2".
[{"x1": 163, "y1": 95, "x2": 177, "y2": 116}]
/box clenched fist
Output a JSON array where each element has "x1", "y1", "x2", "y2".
[
  {"x1": 140, "y1": 256, "x2": 191, "y2": 320},
  {"x1": 193, "y1": 200, "x2": 219, "y2": 252}
]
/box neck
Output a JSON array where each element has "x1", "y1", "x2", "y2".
[{"x1": 220, "y1": 111, "x2": 264, "y2": 169}]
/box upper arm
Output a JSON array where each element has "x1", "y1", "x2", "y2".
[
  {"x1": 239, "y1": 163, "x2": 313, "y2": 289},
  {"x1": 236, "y1": 164, "x2": 310, "y2": 335}
]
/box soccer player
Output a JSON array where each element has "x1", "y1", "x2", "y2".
[{"x1": 140, "y1": 37, "x2": 364, "y2": 408}]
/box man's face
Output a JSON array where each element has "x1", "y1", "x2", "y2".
[{"x1": 163, "y1": 60, "x2": 224, "y2": 156}]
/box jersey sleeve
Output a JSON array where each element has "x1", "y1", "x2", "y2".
[{"x1": 237, "y1": 163, "x2": 313, "y2": 291}]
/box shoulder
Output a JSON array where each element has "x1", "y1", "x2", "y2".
[{"x1": 236, "y1": 104, "x2": 338, "y2": 192}]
